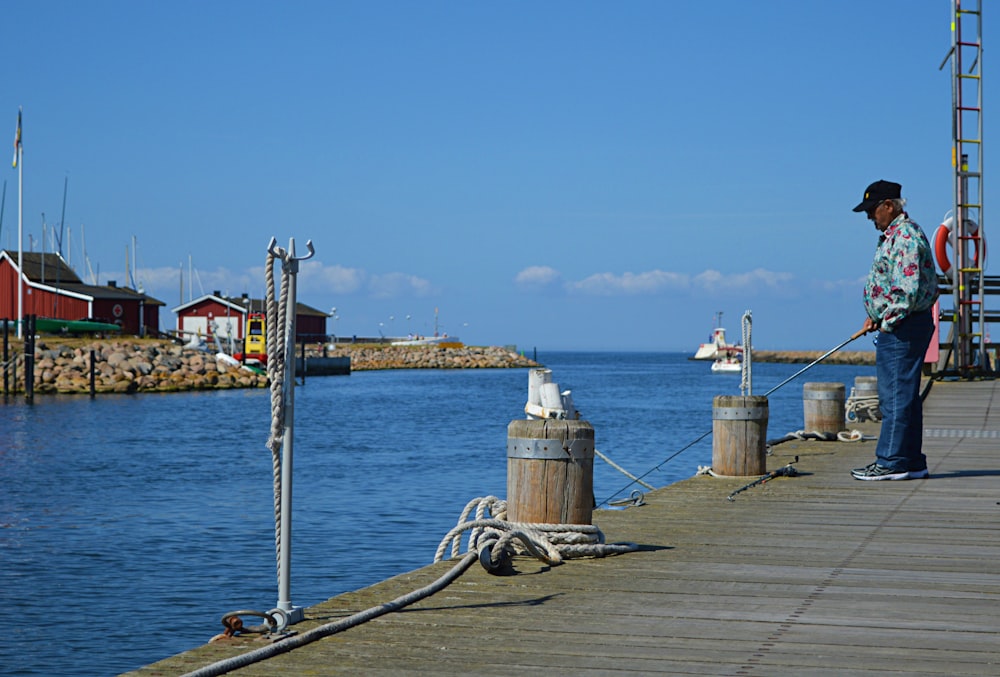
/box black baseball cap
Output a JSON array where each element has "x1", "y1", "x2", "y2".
[{"x1": 853, "y1": 180, "x2": 902, "y2": 212}]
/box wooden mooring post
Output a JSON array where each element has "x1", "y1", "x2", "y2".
[
  {"x1": 89, "y1": 349, "x2": 97, "y2": 398},
  {"x1": 712, "y1": 395, "x2": 768, "y2": 476},
  {"x1": 3, "y1": 318, "x2": 8, "y2": 396},
  {"x1": 854, "y1": 375, "x2": 877, "y2": 400},
  {"x1": 803, "y1": 382, "x2": 845, "y2": 433},
  {"x1": 24, "y1": 314, "x2": 35, "y2": 403},
  {"x1": 507, "y1": 418, "x2": 594, "y2": 524}
]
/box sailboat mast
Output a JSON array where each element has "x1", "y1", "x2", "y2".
[
  {"x1": 130, "y1": 235, "x2": 137, "y2": 289},
  {"x1": 81, "y1": 223, "x2": 97, "y2": 285},
  {"x1": 58, "y1": 175, "x2": 67, "y2": 257},
  {"x1": 0, "y1": 180, "x2": 6, "y2": 245}
]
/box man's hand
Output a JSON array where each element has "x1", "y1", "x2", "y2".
[{"x1": 854, "y1": 317, "x2": 878, "y2": 339}]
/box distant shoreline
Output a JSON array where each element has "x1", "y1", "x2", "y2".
[
  {"x1": 1, "y1": 338, "x2": 540, "y2": 395},
  {"x1": 749, "y1": 350, "x2": 875, "y2": 366},
  {"x1": 688, "y1": 350, "x2": 875, "y2": 366}
]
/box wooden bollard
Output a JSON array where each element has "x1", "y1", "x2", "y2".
[
  {"x1": 803, "y1": 382, "x2": 845, "y2": 433},
  {"x1": 507, "y1": 418, "x2": 594, "y2": 524},
  {"x1": 712, "y1": 395, "x2": 768, "y2": 476},
  {"x1": 854, "y1": 376, "x2": 878, "y2": 400}
]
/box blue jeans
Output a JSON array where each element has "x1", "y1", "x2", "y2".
[{"x1": 874, "y1": 309, "x2": 934, "y2": 472}]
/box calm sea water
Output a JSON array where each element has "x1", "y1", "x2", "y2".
[{"x1": 0, "y1": 351, "x2": 875, "y2": 676}]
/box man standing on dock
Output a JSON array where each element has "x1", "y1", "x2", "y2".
[{"x1": 851, "y1": 180, "x2": 938, "y2": 481}]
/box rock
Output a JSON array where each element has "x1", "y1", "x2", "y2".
[{"x1": 5, "y1": 338, "x2": 535, "y2": 396}]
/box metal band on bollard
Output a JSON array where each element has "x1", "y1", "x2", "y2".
[
  {"x1": 804, "y1": 389, "x2": 843, "y2": 400},
  {"x1": 713, "y1": 406, "x2": 767, "y2": 421},
  {"x1": 507, "y1": 437, "x2": 594, "y2": 460}
]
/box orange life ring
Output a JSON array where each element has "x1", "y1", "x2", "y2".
[{"x1": 934, "y1": 216, "x2": 985, "y2": 275}]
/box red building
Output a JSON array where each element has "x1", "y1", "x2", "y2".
[
  {"x1": 0, "y1": 250, "x2": 164, "y2": 335},
  {"x1": 172, "y1": 292, "x2": 329, "y2": 345}
]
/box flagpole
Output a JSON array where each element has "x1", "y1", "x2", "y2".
[{"x1": 15, "y1": 108, "x2": 23, "y2": 339}]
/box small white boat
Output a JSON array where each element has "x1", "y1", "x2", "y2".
[
  {"x1": 389, "y1": 308, "x2": 463, "y2": 347},
  {"x1": 711, "y1": 354, "x2": 742, "y2": 373},
  {"x1": 693, "y1": 312, "x2": 743, "y2": 360},
  {"x1": 390, "y1": 335, "x2": 461, "y2": 347}
]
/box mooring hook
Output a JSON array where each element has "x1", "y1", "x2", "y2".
[
  {"x1": 267, "y1": 607, "x2": 290, "y2": 633},
  {"x1": 220, "y1": 610, "x2": 279, "y2": 636},
  {"x1": 221, "y1": 615, "x2": 243, "y2": 637},
  {"x1": 477, "y1": 538, "x2": 513, "y2": 574},
  {"x1": 478, "y1": 538, "x2": 501, "y2": 571},
  {"x1": 267, "y1": 237, "x2": 316, "y2": 265}
]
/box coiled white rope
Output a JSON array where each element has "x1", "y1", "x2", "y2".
[
  {"x1": 766, "y1": 428, "x2": 874, "y2": 446},
  {"x1": 434, "y1": 496, "x2": 638, "y2": 568},
  {"x1": 845, "y1": 395, "x2": 881, "y2": 422}
]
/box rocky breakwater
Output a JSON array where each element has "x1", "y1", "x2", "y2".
[
  {"x1": 326, "y1": 344, "x2": 540, "y2": 370},
  {"x1": 750, "y1": 350, "x2": 875, "y2": 366},
  {"x1": 13, "y1": 339, "x2": 268, "y2": 395}
]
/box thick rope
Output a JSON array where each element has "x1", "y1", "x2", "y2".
[
  {"x1": 765, "y1": 429, "x2": 874, "y2": 449},
  {"x1": 264, "y1": 250, "x2": 292, "y2": 588},
  {"x1": 846, "y1": 395, "x2": 881, "y2": 422},
  {"x1": 182, "y1": 552, "x2": 479, "y2": 677},
  {"x1": 265, "y1": 251, "x2": 284, "y2": 453},
  {"x1": 740, "y1": 309, "x2": 752, "y2": 395},
  {"x1": 184, "y1": 495, "x2": 638, "y2": 676},
  {"x1": 595, "y1": 448, "x2": 655, "y2": 490},
  {"x1": 434, "y1": 496, "x2": 638, "y2": 566}
]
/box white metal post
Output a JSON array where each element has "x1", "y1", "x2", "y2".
[{"x1": 271, "y1": 237, "x2": 313, "y2": 626}]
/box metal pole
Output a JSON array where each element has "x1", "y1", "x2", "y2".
[
  {"x1": 271, "y1": 237, "x2": 314, "y2": 626},
  {"x1": 16, "y1": 110, "x2": 23, "y2": 339}
]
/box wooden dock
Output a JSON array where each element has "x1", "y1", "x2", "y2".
[{"x1": 129, "y1": 379, "x2": 1000, "y2": 676}]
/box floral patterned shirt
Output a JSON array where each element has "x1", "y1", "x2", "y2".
[{"x1": 864, "y1": 213, "x2": 939, "y2": 333}]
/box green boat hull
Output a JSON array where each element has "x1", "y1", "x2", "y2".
[{"x1": 35, "y1": 318, "x2": 122, "y2": 334}]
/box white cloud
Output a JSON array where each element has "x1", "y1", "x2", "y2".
[
  {"x1": 568, "y1": 270, "x2": 689, "y2": 295},
  {"x1": 136, "y1": 259, "x2": 437, "y2": 303},
  {"x1": 368, "y1": 272, "x2": 434, "y2": 298},
  {"x1": 298, "y1": 260, "x2": 366, "y2": 295},
  {"x1": 554, "y1": 267, "x2": 800, "y2": 297},
  {"x1": 692, "y1": 268, "x2": 793, "y2": 293},
  {"x1": 128, "y1": 265, "x2": 257, "y2": 304},
  {"x1": 515, "y1": 265, "x2": 561, "y2": 288},
  {"x1": 812, "y1": 276, "x2": 867, "y2": 292}
]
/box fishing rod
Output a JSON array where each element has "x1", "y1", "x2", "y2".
[
  {"x1": 761, "y1": 326, "x2": 869, "y2": 397},
  {"x1": 727, "y1": 457, "x2": 799, "y2": 502},
  {"x1": 598, "y1": 326, "x2": 871, "y2": 506}
]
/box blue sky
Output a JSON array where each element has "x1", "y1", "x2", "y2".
[{"x1": 1, "y1": 1, "x2": 985, "y2": 351}]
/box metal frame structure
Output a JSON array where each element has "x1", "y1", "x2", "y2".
[{"x1": 947, "y1": 0, "x2": 987, "y2": 374}]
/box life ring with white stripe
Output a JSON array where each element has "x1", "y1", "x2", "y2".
[{"x1": 934, "y1": 215, "x2": 985, "y2": 275}]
